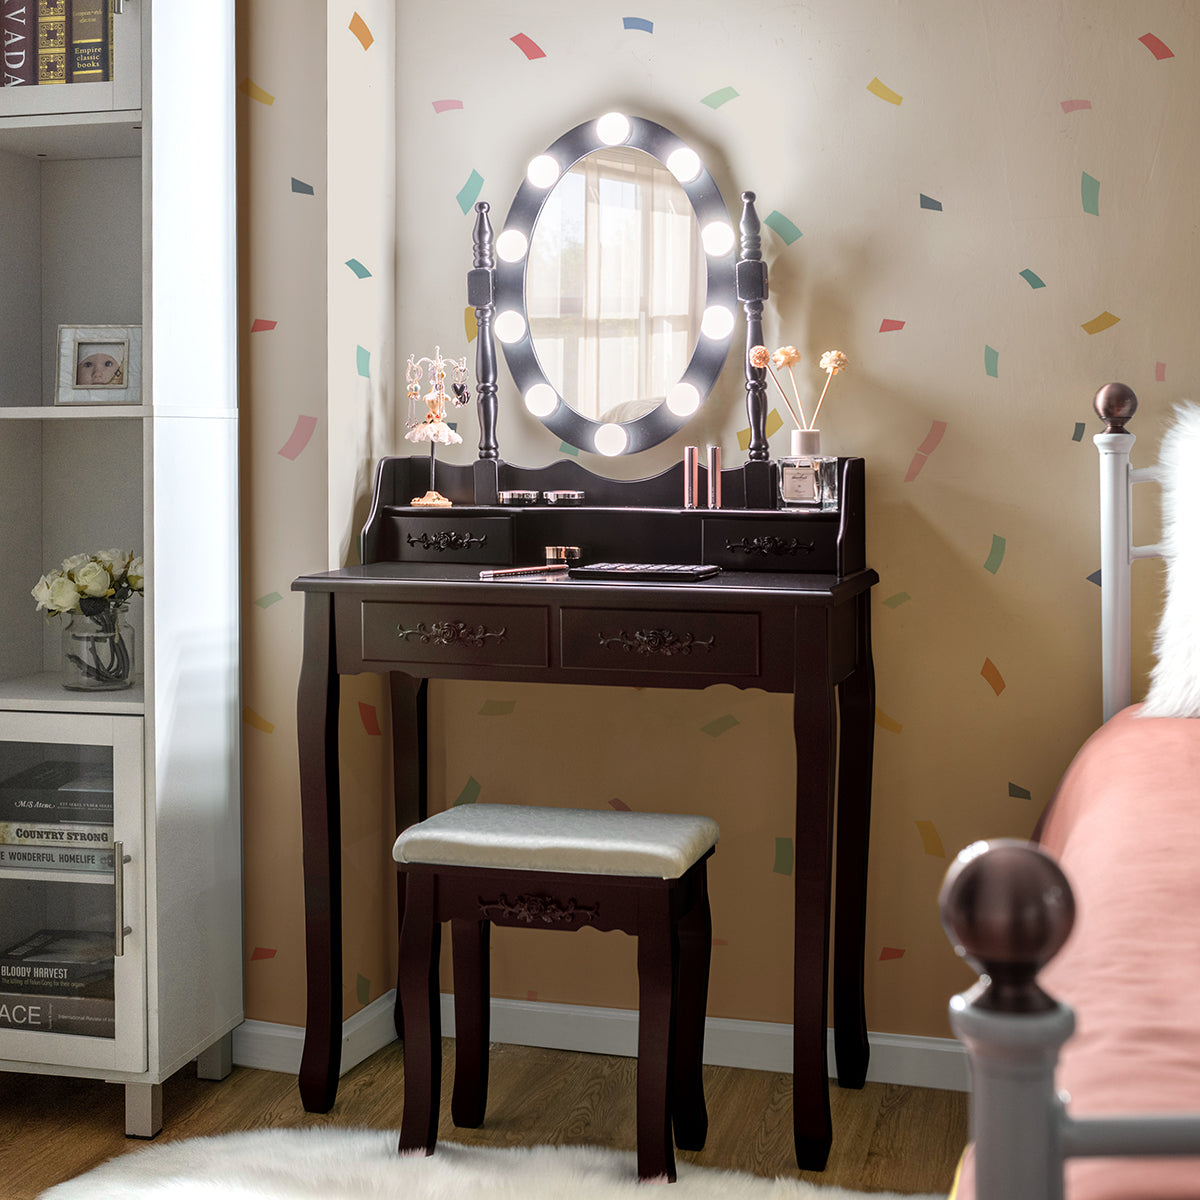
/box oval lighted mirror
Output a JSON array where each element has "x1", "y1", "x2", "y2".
[{"x1": 494, "y1": 114, "x2": 737, "y2": 456}]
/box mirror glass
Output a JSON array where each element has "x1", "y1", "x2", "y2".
[
  {"x1": 526, "y1": 147, "x2": 706, "y2": 426},
  {"x1": 493, "y1": 114, "x2": 737, "y2": 456}
]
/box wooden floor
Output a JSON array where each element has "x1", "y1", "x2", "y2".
[{"x1": 1, "y1": 1041, "x2": 967, "y2": 1197}]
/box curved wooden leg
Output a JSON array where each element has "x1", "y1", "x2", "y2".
[
  {"x1": 636, "y1": 889, "x2": 678, "y2": 1182},
  {"x1": 451, "y1": 917, "x2": 490, "y2": 1128},
  {"x1": 834, "y1": 592, "x2": 874, "y2": 1089},
  {"x1": 672, "y1": 862, "x2": 711, "y2": 1151},
  {"x1": 398, "y1": 872, "x2": 441, "y2": 1156}
]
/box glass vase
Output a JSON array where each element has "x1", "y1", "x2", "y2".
[
  {"x1": 777, "y1": 429, "x2": 839, "y2": 511},
  {"x1": 62, "y1": 606, "x2": 135, "y2": 691}
]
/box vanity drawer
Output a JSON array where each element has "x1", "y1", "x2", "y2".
[
  {"x1": 361, "y1": 602, "x2": 548, "y2": 667},
  {"x1": 394, "y1": 516, "x2": 512, "y2": 564},
  {"x1": 561, "y1": 608, "x2": 759, "y2": 677},
  {"x1": 702, "y1": 517, "x2": 837, "y2": 573}
]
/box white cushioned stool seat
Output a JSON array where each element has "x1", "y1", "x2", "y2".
[{"x1": 393, "y1": 803, "x2": 720, "y2": 879}]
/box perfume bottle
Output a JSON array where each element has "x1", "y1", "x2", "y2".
[{"x1": 777, "y1": 429, "x2": 838, "y2": 511}]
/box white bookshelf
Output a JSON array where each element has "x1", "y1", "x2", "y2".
[{"x1": 0, "y1": 1, "x2": 242, "y2": 1136}]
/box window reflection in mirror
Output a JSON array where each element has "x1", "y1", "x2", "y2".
[{"x1": 526, "y1": 147, "x2": 706, "y2": 426}]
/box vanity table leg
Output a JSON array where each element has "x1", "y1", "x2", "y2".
[
  {"x1": 297, "y1": 591, "x2": 343, "y2": 1113},
  {"x1": 791, "y1": 617, "x2": 836, "y2": 1170},
  {"x1": 389, "y1": 673, "x2": 428, "y2": 1039},
  {"x1": 833, "y1": 593, "x2": 874, "y2": 1089}
]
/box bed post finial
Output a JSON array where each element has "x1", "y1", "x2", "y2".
[
  {"x1": 939, "y1": 839, "x2": 1075, "y2": 1014},
  {"x1": 1094, "y1": 382, "x2": 1137, "y2": 434}
]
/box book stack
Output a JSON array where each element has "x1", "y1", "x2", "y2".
[
  {"x1": 0, "y1": 929, "x2": 115, "y2": 1035},
  {"x1": 2, "y1": 0, "x2": 113, "y2": 87},
  {"x1": 0, "y1": 757, "x2": 115, "y2": 872}
]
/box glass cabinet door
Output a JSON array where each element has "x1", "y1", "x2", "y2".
[
  {"x1": 0, "y1": 710, "x2": 145, "y2": 1072},
  {"x1": 0, "y1": 0, "x2": 140, "y2": 118}
]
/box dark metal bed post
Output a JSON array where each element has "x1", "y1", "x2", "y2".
[{"x1": 469, "y1": 201, "x2": 500, "y2": 503}]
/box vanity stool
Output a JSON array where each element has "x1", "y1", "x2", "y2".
[{"x1": 392, "y1": 803, "x2": 719, "y2": 1182}]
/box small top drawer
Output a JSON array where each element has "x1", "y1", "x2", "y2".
[
  {"x1": 394, "y1": 516, "x2": 512, "y2": 565},
  {"x1": 361, "y1": 601, "x2": 548, "y2": 668},
  {"x1": 561, "y1": 608, "x2": 759, "y2": 677},
  {"x1": 702, "y1": 517, "x2": 837, "y2": 573}
]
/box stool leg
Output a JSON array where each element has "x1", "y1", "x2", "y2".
[
  {"x1": 398, "y1": 872, "x2": 441, "y2": 1156},
  {"x1": 636, "y1": 889, "x2": 679, "y2": 1183},
  {"x1": 672, "y1": 862, "x2": 711, "y2": 1151},
  {"x1": 450, "y1": 917, "x2": 490, "y2": 1128}
]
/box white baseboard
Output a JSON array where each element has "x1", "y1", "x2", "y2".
[{"x1": 232, "y1": 992, "x2": 968, "y2": 1093}]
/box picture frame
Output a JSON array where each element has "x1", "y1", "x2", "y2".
[{"x1": 54, "y1": 324, "x2": 143, "y2": 406}]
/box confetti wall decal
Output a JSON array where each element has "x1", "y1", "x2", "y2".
[
  {"x1": 1156, "y1": 362, "x2": 1167, "y2": 382},
  {"x1": 773, "y1": 837, "x2": 794, "y2": 875},
  {"x1": 764, "y1": 210, "x2": 802, "y2": 244},
  {"x1": 1072, "y1": 422, "x2": 1086, "y2": 442},
  {"x1": 1019, "y1": 269, "x2": 1046, "y2": 289},
  {"x1": 479, "y1": 699, "x2": 516, "y2": 715},
  {"x1": 983, "y1": 534, "x2": 1006, "y2": 574},
  {"x1": 291, "y1": 178, "x2": 315, "y2": 196},
  {"x1": 608, "y1": 798, "x2": 632, "y2": 811},
  {"x1": 345, "y1": 258, "x2": 371, "y2": 278},
  {"x1": 356, "y1": 346, "x2": 371, "y2": 377},
  {"x1": 919, "y1": 194, "x2": 942, "y2": 211},
  {"x1": 916, "y1": 819, "x2": 945, "y2": 857},
  {"x1": 356, "y1": 973, "x2": 371, "y2": 1005},
  {"x1": 511, "y1": 32, "x2": 546, "y2": 59},
  {"x1": 250, "y1": 946, "x2": 277, "y2": 961},
  {"x1": 879, "y1": 318, "x2": 905, "y2": 332},
  {"x1": 883, "y1": 592, "x2": 911, "y2": 608},
  {"x1": 701, "y1": 86, "x2": 739, "y2": 108},
  {"x1": 984, "y1": 345, "x2": 999, "y2": 377},
  {"x1": 433, "y1": 99, "x2": 463, "y2": 113},
  {"x1": 623, "y1": 16, "x2": 653, "y2": 32},
  {"x1": 238, "y1": 78, "x2": 274, "y2": 105},
  {"x1": 1139, "y1": 32, "x2": 1174, "y2": 60},
  {"x1": 879, "y1": 946, "x2": 906, "y2": 961},
  {"x1": 981, "y1": 657, "x2": 1006, "y2": 696},
  {"x1": 457, "y1": 169, "x2": 484, "y2": 214},
  {"x1": 876, "y1": 709, "x2": 903, "y2": 734},
  {"x1": 456, "y1": 776, "x2": 481, "y2": 805},
  {"x1": 1061, "y1": 99, "x2": 1092, "y2": 113},
  {"x1": 348, "y1": 12, "x2": 373, "y2": 50},
  {"x1": 1081, "y1": 311, "x2": 1119, "y2": 335},
  {"x1": 1081, "y1": 172, "x2": 1100, "y2": 215},
  {"x1": 903, "y1": 419, "x2": 947, "y2": 481},
  {"x1": 1088, "y1": 568, "x2": 1102, "y2": 586},
  {"x1": 278, "y1": 415, "x2": 317, "y2": 460},
  {"x1": 465, "y1": 307, "x2": 477, "y2": 341},
  {"x1": 1008, "y1": 783, "x2": 1032, "y2": 800},
  {"x1": 254, "y1": 592, "x2": 282, "y2": 608},
  {"x1": 701, "y1": 714, "x2": 739, "y2": 737},
  {"x1": 867, "y1": 77, "x2": 903, "y2": 105},
  {"x1": 358, "y1": 702, "x2": 382, "y2": 736},
  {"x1": 243, "y1": 707, "x2": 275, "y2": 734},
  {"x1": 250, "y1": 318, "x2": 277, "y2": 333}
]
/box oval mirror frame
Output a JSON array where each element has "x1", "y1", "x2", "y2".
[{"x1": 494, "y1": 114, "x2": 738, "y2": 456}]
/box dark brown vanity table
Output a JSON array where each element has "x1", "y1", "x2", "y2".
[{"x1": 291, "y1": 114, "x2": 877, "y2": 1172}]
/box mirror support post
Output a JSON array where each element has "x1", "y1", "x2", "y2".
[
  {"x1": 469, "y1": 201, "x2": 499, "y2": 463},
  {"x1": 738, "y1": 192, "x2": 769, "y2": 463}
]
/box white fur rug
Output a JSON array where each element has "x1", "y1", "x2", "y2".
[{"x1": 38, "y1": 1127, "x2": 944, "y2": 1199}]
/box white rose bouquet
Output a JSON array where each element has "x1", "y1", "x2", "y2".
[{"x1": 32, "y1": 549, "x2": 144, "y2": 618}]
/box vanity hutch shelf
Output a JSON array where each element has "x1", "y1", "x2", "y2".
[{"x1": 0, "y1": 2, "x2": 241, "y2": 1136}]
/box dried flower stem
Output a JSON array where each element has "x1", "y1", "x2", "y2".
[
  {"x1": 810, "y1": 373, "x2": 834, "y2": 429},
  {"x1": 764, "y1": 363, "x2": 807, "y2": 429}
]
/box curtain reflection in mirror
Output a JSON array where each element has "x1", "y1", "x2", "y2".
[{"x1": 527, "y1": 148, "x2": 705, "y2": 424}]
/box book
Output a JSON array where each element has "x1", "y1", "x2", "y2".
[
  {"x1": 0, "y1": 928, "x2": 114, "y2": 1001},
  {"x1": 0, "y1": 759, "x2": 113, "y2": 825},
  {"x1": 0, "y1": 843, "x2": 115, "y2": 873},
  {"x1": 36, "y1": 0, "x2": 65, "y2": 84},
  {"x1": 68, "y1": 0, "x2": 108, "y2": 83},
  {"x1": 0, "y1": 821, "x2": 113, "y2": 847},
  {"x1": 0, "y1": 991, "x2": 114, "y2": 1036},
  {"x1": 1, "y1": 0, "x2": 35, "y2": 85}
]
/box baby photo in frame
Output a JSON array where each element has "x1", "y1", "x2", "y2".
[{"x1": 55, "y1": 324, "x2": 143, "y2": 406}]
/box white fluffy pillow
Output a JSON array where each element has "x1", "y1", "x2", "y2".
[{"x1": 1141, "y1": 402, "x2": 1200, "y2": 718}]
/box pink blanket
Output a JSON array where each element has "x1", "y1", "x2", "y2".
[{"x1": 954, "y1": 705, "x2": 1200, "y2": 1199}]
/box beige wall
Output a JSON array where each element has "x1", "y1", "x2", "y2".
[{"x1": 238, "y1": 1, "x2": 1193, "y2": 1039}]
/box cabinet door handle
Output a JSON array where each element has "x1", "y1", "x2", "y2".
[{"x1": 113, "y1": 841, "x2": 134, "y2": 956}]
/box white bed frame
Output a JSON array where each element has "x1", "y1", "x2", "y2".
[{"x1": 942, "y1": 384, "x2": 1200, "y2": 1200}]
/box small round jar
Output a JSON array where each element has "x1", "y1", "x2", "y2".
[
  {"x1": 498, "y1": 490, "x2": 539, "y2": 505},
  {"x1": 543, "y1": 490, "x2": 585, "y2": 506}
]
